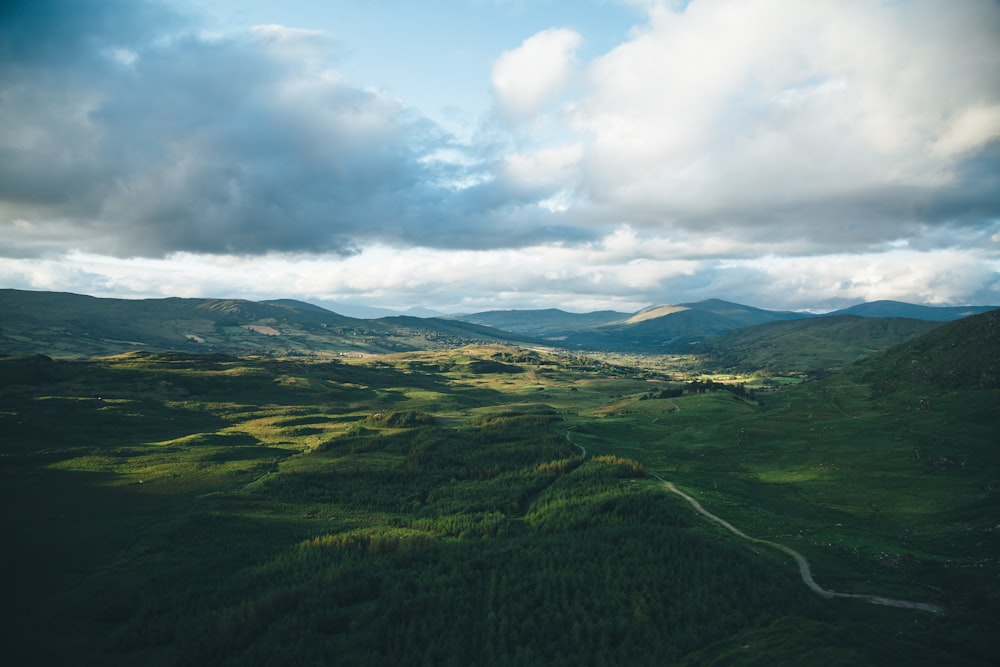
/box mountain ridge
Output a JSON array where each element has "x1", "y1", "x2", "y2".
[
  {"x1": 827, "y1": 299, "x2": 997, "y2": 321},
  {"x1": 700, "y1": 314, "x2": 945, "y2": 375},
  {"x1": 0, "y1": 289, "x2": 537, "y2": 358},
  {"x1": 2, "y1": 288, "x2": 995, "y2": 358}
]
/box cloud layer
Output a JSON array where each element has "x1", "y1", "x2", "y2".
[
  {"x1": 572, "y1": 0, "x2": 1000, "y2": 243},
  {"x1": 0, "y1": 0, "x2": 587, "y2": 258},
  {"x1": 1, "y1": 0, "x2": 998, "y2": 310}
]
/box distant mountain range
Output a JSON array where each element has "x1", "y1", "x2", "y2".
[
  {"x1": 1, "y1": 289, "x2": 996, "y2": 366},
  {"x1": 829, "y1": 300, "x2": 997, "y2": 321},
  {"x1": 450, "y1": 298, "x2": 996, "y2": 354},
  {"x1": 0, "y1": 289, "x2": 534, "y2": 358}
]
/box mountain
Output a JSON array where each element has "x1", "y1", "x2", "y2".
[
  {"x1": 450, "y1": 308, "x2": 628, "y2": 338},
  {"x1": 306, "y1": 301, "x2": 446, "y2": 319},
  {"x1": 676, "y1": 298, "x2": 809, "y2": 326},
  {"x1": 826, "y1": 299, "x2": 996, "y2": 321},
  {"x1": 451, "y1": 299, "x2": 812, "y2": 353},
  {"x1": 260, "y1": 298, "x2": 337, "y2": 314},
  {"x1": 6, "y1": 289, "x2": 995, "y2": 358},
  {"x1": 857, "y1": 306, "x2": 1000, "y2": 390},
  {"x1": 455, "y1": 298, "x2": 995, "y2": 354},
  {"x1": 700, "y1": 315, "x2": 944, "y2": 375},
  {"x1": 550, "y1": 299, "x2": 812, "y2": 353},
  {"x1": 0, "y1": 289, "x2": 538, "y2": 358}
]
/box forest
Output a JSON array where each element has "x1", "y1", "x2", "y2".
[{"x1": 1, "y1": 337, "x2": 997, "y2": 666}]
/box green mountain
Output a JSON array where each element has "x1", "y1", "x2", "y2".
[
  {"x1": 451, "y1": 307, "x2": 628, "y2": 338},
  {"x1": 457, "y1": 298, "x2": 995, "y2": 354},
  {"x1": 5, "y1": 289, "x2": 996, "y2": 359},
  {"x1": 827, "y1": 299, "x2": 997, "y2": 321},
  {"x1": 701, "y1": 315, "x2": 945, "y2": 375},
  {"x1": 3, "y1": 312, "x2": 998, "y2": 664},
  {"x1": 677, "y1": 298, "x2": 809, "y2": 326},
  {"x1": 858, "y1": 306, "x2": 1000, "y2": 390},
  {"x1": 589, "y1": 310, "x2": 1000, "y2": 663},
  {"x1": 455, "y1": 299, "x2": 811, "y2": 353},
  {"x1": 558, "y1": 299, "x2": 811, "y2": 353},
  {"x1": 0, "y1": 289, "x2": 537, "y2": 358}
]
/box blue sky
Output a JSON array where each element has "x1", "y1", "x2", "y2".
[
  {"x1": 1, "y1": 0, "x2": 998, "y2": 314},
  {"x1": 177, "y1": 0, "x2": 645, "y2": 139}
]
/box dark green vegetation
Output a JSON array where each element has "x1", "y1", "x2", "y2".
[
  {"x1": 700, "y1": 315, "x2": 943, "y2": 376},
  {"x1": 833, "y1": 299, "x2": 997, "y2": 321},
  {"x1": 0, "y1": 289, "x2": 536, "y2": 358},
  {"x1": 2, "y1": 305, "x2": 998, "y2": 665},
  {"x1": 454, "y1": 298, "x2": 995, "y2": 354},
  {"x1": 7, "y1": 289, "x2": 991, "y2": 360},
  {"x1": 456, "y1": 298, "x2": 811, "y2": 352}
]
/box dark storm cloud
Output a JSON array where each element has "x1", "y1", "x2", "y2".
[{"x1": 0, "y1": 0, "x2": 580, "y2": 258}]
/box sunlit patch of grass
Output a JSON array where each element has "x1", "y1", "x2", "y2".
[
  {"x1": 4, "y1": 344, "x2": 997, "y2": 665},
  {"x1": 756, "y1": 469, "x2": 823, "y2": 484}
]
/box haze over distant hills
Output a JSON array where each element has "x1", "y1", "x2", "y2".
[
  {"x1": 1, "y1": 289, "x2": 995, "y2": 363},
  {"x1": 451, "y1": 298, "x2": 996, "y2": 354},
  {"x1": 828, "y1": 300, "x2": 997, "y2": 321}
]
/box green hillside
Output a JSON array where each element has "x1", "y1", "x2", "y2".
[
  {"x1": 2, "y1": 313, "x2": 998, "y2": 664},
  {"x1": 577, "y1": 311, "x2": 1000, "y2": 663},
  {"x1": 0, "y1": 289, "x2": 537, "y2": 358},
  {"x1": 858, "y1": 307, "x2": 1000, "y2": 390},
  {"x1": 700, "y1": 315, "x2": 944, "y2": 376},
  {"x1": 452, "y1": 308, "x2": 627, "y2": 337},
  {"x1": 0, "y1": 347, "x2": 819, "y2": 666},
  {"x1": 564, "y1": 307, "x2": 738, "y2": 351},
  {"x1": 829, "y1": 300, "x2": 997, "y2": 321},
  {"x1": 2, "y1": 297, "x2": 998, "y2": 665},
  {"x1": 460, "y1": 299, "x2": 813, "y2": 353}
]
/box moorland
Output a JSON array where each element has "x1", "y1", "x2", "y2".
[{"x1": 1, "y1": 290, "x2": 998, "y2": 665}]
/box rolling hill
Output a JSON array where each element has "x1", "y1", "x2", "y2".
[
  {"x1": 456, "y1": 298, "x2": 995, "y2": 354},
  {"x1": 449, "y1": 308, "x2": 628, "y2": 338},
  {"x1": 857, "y1": 306, "x2": 1000, "y2": 390},
  {"x1": 827, "y1": 299, "x2": 997, "y2": 321},
  {"x1": 0, "y1": 289, "x2": 538, "y2": 358},
  {"x1": 4, "y1": 289, "x2": 996, "y2": 359},
  {"x1": 454, "y1": 299, "x2": 812, "y2": 353},
  {"x1": 534, "y1": 299, "x2": 811, "y2": 353},
  {"x1": 700, "y1": 315, "x2": 945, "y2": 375},
  {"x1": 2, "y1": 301, "x2": 998, "y2": 664}
]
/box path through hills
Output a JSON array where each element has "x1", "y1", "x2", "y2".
[{"x1": 564, "y1": 431, "x2": 944, "y2": 614}]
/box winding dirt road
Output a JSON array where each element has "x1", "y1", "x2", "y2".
[
  {"x1": 653, "y1": 474, "x2": 944, "y2": 613},
  {"x1": 565, "y1": 430, "x2": 944, "y2": 614}
]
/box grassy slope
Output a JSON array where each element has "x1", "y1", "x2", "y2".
[
  {"x1": 1, "y1": 321, "x2": 997, "y2": 664},
  {"x1": 0, "y1": 289, "x2": 535, "y2": 358},
  {"x1": 451, "y1": 308, "x2": 627, "y2": 337},
  {"x1": 700, "y1": 315, "x2": 943, "y2": 375},
  {"x1": 830, "y1": 300, "x2": 997, "y2": 321},
  {"x1": 452, "y1": 300, "x2": 812, "y2": 353},
  {"x1": 562, "y1": 300, "x2": 813, "y2": 353},
  {"x1": 573, "y1": 313, "x2": 1000, "y2": 661},
  {"x1": 1, "y1": 349, "x2": 813, "y2": 665}
]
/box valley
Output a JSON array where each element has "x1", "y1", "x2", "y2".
[{"x1": 1, "y1": 292, "x2": 998, "y2": 665}]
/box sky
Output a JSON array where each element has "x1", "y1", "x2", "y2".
[{"x1": 1, "y1": 0, "x2": 999, "y2": 315}]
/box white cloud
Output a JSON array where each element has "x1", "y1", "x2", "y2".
[
  {"x1": 566, "y1": 0, "x2": 1000, "y2": 234},
  {"x1": 5, "y1": 230, "x2": 996, "y2": 314},
  {"x1": 723, "y1": 249, "x2": 1000, "y2": 310},
  {"x1": 500, "y1": 142, "x2": 583, "y2": 193},
  {"x1": 492, "y1": 27, "x2": 582, "y2": 121},
  {"x1": 931, "y1": 104, "x2": 1000, "y2": 160},
  {"x1": 2, "y1": 0, "x2": 999, "y2": 312}
]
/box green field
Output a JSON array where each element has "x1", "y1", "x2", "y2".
[{"x1": 1, "y1": 342, "x2": 997, "y2": 665}]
